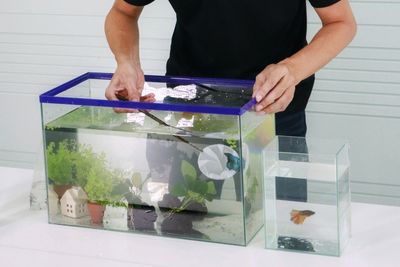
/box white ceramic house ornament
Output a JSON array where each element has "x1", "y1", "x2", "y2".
[
  {"x1": 48, "y1": 185, "x2": 59, "y2": 216},
  {"x1": 60, "y1": 186, "x2": 88, "y2": 218}
]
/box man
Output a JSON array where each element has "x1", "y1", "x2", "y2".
[{"x1": 104, "y1": 0, "x2": 356, "y2": 137}]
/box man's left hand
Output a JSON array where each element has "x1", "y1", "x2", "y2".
[{"x1": 252, "y1": 62, "x2": 298, "y2": 114}]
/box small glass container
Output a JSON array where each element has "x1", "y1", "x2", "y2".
[{"x1": 263, "y1": 136, "x2": 350, "y2": 256}]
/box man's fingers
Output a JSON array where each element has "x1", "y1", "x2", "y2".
[
  {"x1": 105, "y1": 91, "x2": 119, "y2": 101},
  {"x1": 255, "y1": 74, "x2": 293, "y2": 111},
  {"x1": 253, "y1": 73, "x2": 266, "y2": 98},
  {"x1": 105, "y1": 80, "x2": 120, "y2": 101},
  {"x1": 254, "y1": 66, "x2": 288, "y2": 102},
  {"x1": 111, "y1": 91, "x2": 155, "y2": 114},
  {"x1": 105, "y1": 65, "x2": 146, "y2": 113},
  {"x1": 258, "y1": 86, "x2": 295, "y2": 114},
  {"x1": 140, "y1": 93, "x2": 156, "y2": 102},
  {"x1": 125, "y1": 81, "x2": 141, "y2": 101},
  {"x1": 114, "y1": 108, "x2": 136, "y2": 113}
]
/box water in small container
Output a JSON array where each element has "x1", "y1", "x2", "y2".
[{"x1": 264, "y1": 136, "x2": 351, "y2": 256}]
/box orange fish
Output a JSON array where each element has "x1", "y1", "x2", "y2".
[{"x1": 290, "y1": 209, "x2": 315, "y2": 225}]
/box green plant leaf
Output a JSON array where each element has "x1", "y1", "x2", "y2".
[
  {"x1": 193, "y1": 180, "x2": 208, "y2": 195},
  {"x1": 181, "y1": 160, "x2": 197, "y2": 181},
  {"x1": 185, "y1": 174, "x2": 197, "y2": 189},
  {"x1": 206, "y1": 181, "x2": 217, "y2": 195},
  {"x1": 170, "y1": 183, "x2": 188, "y2": 197}
]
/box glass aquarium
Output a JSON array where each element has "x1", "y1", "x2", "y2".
[
  {"x1": 263, "y1": 136, "x2": 351, "y2": 256},
  {"x1": 40, "y1": 72, "x2": 275, "y2": 245}
]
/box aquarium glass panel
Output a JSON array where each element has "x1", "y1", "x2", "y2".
[
  {"x1": 336, "y1": 143, "x2": 351, "y2": 254},
  {"x1": 264, "y1": 136, "x2": 351, "y2": 256},
  {"x1": 41, "y1": 73, "x2": 275, "y2": 246},
  {"x1": 240, "y1": 110, "x2": 275, "y2": 243}
]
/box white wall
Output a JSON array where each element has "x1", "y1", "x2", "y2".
[
  {"x1": 0, "y1": 0, "x2": 173, "y2": 168},
  {"x1": 306, "y1": 1, "x2": 400, "y2": 205},
  {"x1": 0, "y1": 0, "x2": 399, "y2": 205}
]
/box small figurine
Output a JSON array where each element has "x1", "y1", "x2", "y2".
[
  {"x1": 60, "y1": 186, "x2": 88, "y2": 218},
  {"x1": 290, "y1": 209, "x2": 315, "y2": 225}
]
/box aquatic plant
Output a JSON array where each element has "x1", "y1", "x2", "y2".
[
  {"x1": 169, "y1": 160, "x2": 217, "y2": 214},
  {"x1": 114, "y1": 172, "x2": 158, "y2": 232},
  {"x1": 111, "y1": 171, "x2": 147, "y2": 203}
]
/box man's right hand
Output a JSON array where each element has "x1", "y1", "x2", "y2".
[
  {"x1": 105, "y1": 1, "x2": 151, "y2": 112},
  {"x1": 105, "y1": 63, "x2": 155, "y2": 113}
]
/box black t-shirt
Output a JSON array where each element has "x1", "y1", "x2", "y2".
[{"x1": 124, "y1": 0, "x2": 341, "y2": 113}]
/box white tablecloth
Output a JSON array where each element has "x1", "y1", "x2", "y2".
[{"x1": 1, "y1": 166, "x2": 399, "y2": 267}]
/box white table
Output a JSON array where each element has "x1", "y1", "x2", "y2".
[{"x1": 1, "y1": 166, "x2": 400, "y2": 267}]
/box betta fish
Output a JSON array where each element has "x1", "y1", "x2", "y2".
[
  {"x1": 290, "y1": 209, "x2": 315, "y2": 225},
  {"x1": 224, "y1": 153, "x2": 244, "y2": 172}
]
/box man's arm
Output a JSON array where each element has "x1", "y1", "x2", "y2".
[
  {"x1": 253, "y1": 0, "x2": 357, "y2": 114},
  {"x1": 104, "y1": 0, "x2": 154, "y2": 110}
]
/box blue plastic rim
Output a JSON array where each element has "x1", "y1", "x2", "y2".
[{"x1": 39, "y1": 72, "x2": 257, "y2": 115}]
